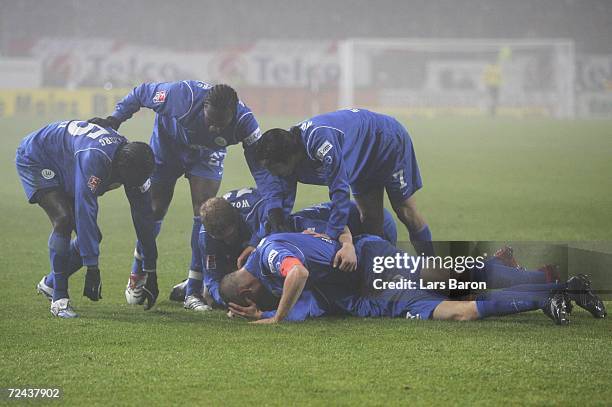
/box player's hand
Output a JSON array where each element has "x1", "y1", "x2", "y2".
[
  {"x1": 267, "y1": 208, "x2": 291, "y2": 233},
  {"x1": 87, "y1": 116, "x2": 121, "y2": 130},
  {"x1": 83, "y1": 266, "x2": 102, "y2": 301},
  {"x1": 228, "y1": 298, "x2": 262, "y2": 320},
  {"x1": 334, "y1": 243, "x2": 357, "y2": 272},
  {"x1": 250, "y1": 317, "x2": 279, "y2": 324},
  {"x1": 237, "y1": 246, "x2": 255, "y2": 268},
  {"x1": 142, "y1": 271, "x2": 159, "y2": 310}
]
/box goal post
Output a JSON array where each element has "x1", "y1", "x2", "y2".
[{"x1": 338, "y1": 38, "x2": 575, "y2": 118}]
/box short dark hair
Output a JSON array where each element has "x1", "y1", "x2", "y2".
[
  {"x1": 114, "y1": 141, "x2": 154, "y2": 187},
  {"x1": 254, "y1": 127, "x2": 302, "y2": 166},
  {"x1": 200, "y1": 197, "x2": 239, "y2": 237},
  {"x1": 204, "y1": 84, "x2": 238, "y2": 114}
]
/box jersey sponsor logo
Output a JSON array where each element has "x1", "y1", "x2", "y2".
[
  {"x1": 267, "y1": 249, "x2": 279, "y2": 274},
  {"x1": 243, "y1": 128, "x2": 262, "y2": 146},
  {"x1": 214, "y1": 136, "x2": 228, "y2": 147},
  {"x1": 139, "y1": 178, "x2": 151, "y2": 193},
  {"x1": 206, "y1": 255, "x2": 216, "y2": 270},
  {"x1": 316, "y1": 141, "x2": 333, "y2": 161},
  {"x1": 41, "y1": 169, "x2": 55, "y2": 179},
  {"x1": 87, "y1": 175, "x2": 102, "y2": 193},
  {"x1": 232, "y1": 199, "x2": 250, "y2": 209},
  {"x1": 152, "y1": 90, "x2": 167, "y2": 104}
]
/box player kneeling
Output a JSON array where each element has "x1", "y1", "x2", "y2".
[{"x1": 16, "y1": 120, "x2": 158, "y2": 318}]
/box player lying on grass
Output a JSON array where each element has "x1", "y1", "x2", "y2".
[
  {"x1": 220, "y1": 233, "x2": 606, "y2": 325},
  {"x1": 255, "y1": 108, "x2": 433, "y2": 256},
  {"x1": 88, "y1": 81, "x2": 283, "y2": 304},
  {"x1": 169, "y1": 186, "x2": 398, "y2": 311},
  {"x1": 16, "y1": 120, "x2": 158, "y2": 318}
]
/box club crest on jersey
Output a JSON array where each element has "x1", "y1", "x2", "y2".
[
  {"x1": 214, "y1": 136, "x2": 228, "y2": 147},
  {"x1": 88, "y1": 175, "x2": 102, "y2": 192},
  {"x1": 206, "y1": 255, "x2": 216, "y2": 270},
  {"x1": 41, "y1": 169, "x2": 55, "y2": 179},
  {"x1": 316, "y1": 141, "x2": 333, "y2": 161},
  {"x1": 152, "y1": 90, "x2": 167, "y2": 104}
]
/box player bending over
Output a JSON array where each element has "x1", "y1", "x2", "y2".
[
  {"x1": 16, "y1": 120, "x2": 158, "y2": 318},
  {"x1": 220, "y1": 234, "x2": 606, "y2": 325},
  {"x1": 170, "y1": 187, "x2": 397, "y2": 311},
  {"x1": 88, "y1": 81, "x2": 282, "y2": 302},
  {"x1": 255, "y1": 108, "x2": 433, "y2": 255}
]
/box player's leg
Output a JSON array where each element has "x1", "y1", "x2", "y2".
[
  {"x1": 384, "y1": 126, "x2": 434, "y2": 256},
  {"x1": 36, "y1": 189, "x2": 78, "y2": 318},
  {"x1": 433, "y1": 282, "x2": 571, "y2": 325},
  {"x1": 182, "y1": 149, "x2": 223, "y2": 310},
  {"x1": 127, "y1": 118, "x2": 178, "y2": 304},
  {"x1": 352, "y1": 186, "x2": 385, "y2": 238}
]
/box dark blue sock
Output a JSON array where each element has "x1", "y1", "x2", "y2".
[
  {"x1": 48, "y1": 232, "x2": 71, "y2": 301},
  {"x1": 45, "y1": 238, "x2": 82, "y2": 287},
  {"x1": 475, "y1": 282, "x2": 566, "y2": 318},
  {"x1": 132, "y1": 220, "x2": 162, "y2": 274},
  {"x1": 189, "y1": 217, "x2": 202, "y2": 271},
  {"x1": 185, "y1": 269, "x2": 203, "y2": 297},
  {"x1": 471, "y1": 260, "x2": 547, "y2": 289},
  {"x1": 409, "y1": 224, "x2": 434, "y2": 256}
]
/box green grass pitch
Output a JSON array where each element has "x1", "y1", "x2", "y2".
[{"x1": 1, "y1": 114, "x2": 611, "y2": 405}]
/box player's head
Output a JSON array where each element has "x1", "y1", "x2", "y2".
[
  {"x1": 200, "y1": 197, "x2": 241, "y2": 245},
  {"x1": 255, "y1": 127, "x2": 303, "y2": 177},
  {"x1": 220, "y1": 268, "x2": 264, "y2": 306},
  {"x1": 203, "y1": 84, "x2": 238, "y2": 135},
  {"x1": 113, "y1": 141, "x2": 155, "y2": 187}
]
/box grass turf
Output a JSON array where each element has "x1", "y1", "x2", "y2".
[{"x1": 0, "y1": 114, "x2": 611, "y2": 405}]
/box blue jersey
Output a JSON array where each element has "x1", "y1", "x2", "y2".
[
  {"x1": 111, "y1": 80, "x2": 283, "y2": 210},
  {"x1": 243, "y1": 233, "x2": 360, "y2": 298},
  {"x1": 271, "y1": 109, "x2": 413, "y2": 239},
  {"x1": 16, "y1": 120, "x2": 157, "y2": 268}
]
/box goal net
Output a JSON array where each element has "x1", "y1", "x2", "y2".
[{"x1": 338, "y1": 38, "x2": 575, "y2": 118}]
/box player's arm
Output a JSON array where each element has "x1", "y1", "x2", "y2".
[
  {"x1": 253, "y1": 257, "x2": 309, "y2": 324},
  {"x1": 109, "y1": 81, "x2": 194, "y2": 125},
  {"x1": 307, "y1": 130, "x2": 351, "y2": 240},
  {"x1": 334, "y1": 226, "x2": 357, "y2": 272},
  {"x1": 124, "y1": 179, "x2": 158, "y2": 272},
  {"x1": 201, "y1": 234, "x2": 231, "y2": 306},
  {"x1": 231, "y1": 289, "x2": 323, "y2": 322},
  {"x1": 239, "y1": 111, "x2": 294, "y2": 231},
  {"x1": 74, "y1": 151, "x2": 109, "y2": 300}
]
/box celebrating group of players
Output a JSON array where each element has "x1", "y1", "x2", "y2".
[{"x1": 16, "y1": 80, "x2": 606, "y2": 324}]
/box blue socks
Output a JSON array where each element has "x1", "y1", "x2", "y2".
[
  {"x1": 475, "y1": 282, "x2": 566, "y2": 318},
  {"x1": 471, "y1": 259, "x2": 548, "y2": 289},
  {"x1": 409, "y1": 224, "x2": 434, "y2": 256},
  {"x1": 189, "y1": 217, "x2": 202, "y2": 272},
  {"x1": 48, "y1": 232, "x2": 71, "y2": 301},
  {"x1": 131, "y1": 220, "x2": 162, "y2": 275},
  {"x1": 45, "y1": 238, "x2": 82, "y2": 287}
]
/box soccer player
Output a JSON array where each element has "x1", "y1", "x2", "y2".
[
  {"x1": 171, "y1": 186, "x2": 398, "y2": 311},
  {"x1": 88, "y1": 81, "x2": 282, "y2": 300},
  {"x1": 221, "y1": 234, "x2": 606, "y2": 324},
  {"x1": 15, "y1": 120, "x2": 158, "y2": 318},
  {"x1": 255, "y1": 108, "x2": 433, "y2": 256}
]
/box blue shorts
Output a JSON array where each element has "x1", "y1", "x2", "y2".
[
  {"x1": 150, "y1": 115, "x2": 226, "y2": 185},
  {"x1": 352, "y1": 236, "x2": 446, "y2": 319},
  {"x1": 15, "y1": 146, "x2": 61, "y2": 203},
  {"x1": 351, "y1": 123, "x2": 422, "y2": 203}
]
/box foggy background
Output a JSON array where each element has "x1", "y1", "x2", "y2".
[{"x1": 1, "y1": 0, "x2": 611, "y2": 118}]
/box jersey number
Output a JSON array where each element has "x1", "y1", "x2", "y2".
[{"x1": 61, "y1": 121, "x2": 109, "y2": 139}]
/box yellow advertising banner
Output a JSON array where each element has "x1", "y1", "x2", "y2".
[{"x1": 0, "y1": 88, "x2": 132, "y2": 118}]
